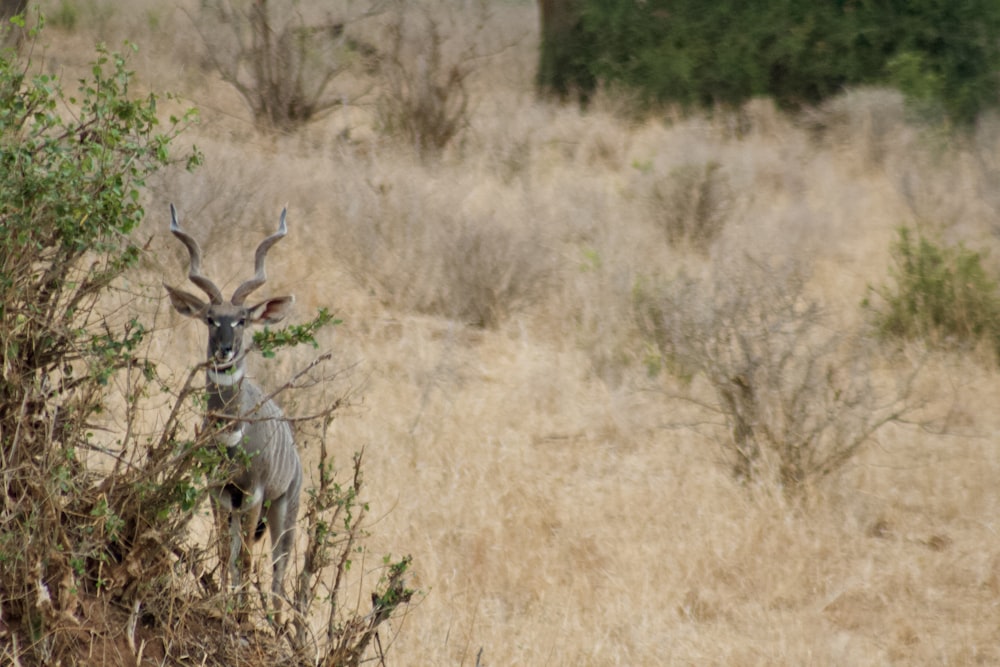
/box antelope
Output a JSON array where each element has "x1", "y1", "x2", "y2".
[{"x1": 164, "y1": 204, "x2": 302, "y2": 611}]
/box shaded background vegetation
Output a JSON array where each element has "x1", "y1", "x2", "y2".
[{"x1": 539, "y1": 0, "x2": 1000, "y2": 124}]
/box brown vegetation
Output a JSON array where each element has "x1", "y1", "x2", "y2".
[{"x1": 10, "y1": 0, "x2": 1000, "y2": 664}]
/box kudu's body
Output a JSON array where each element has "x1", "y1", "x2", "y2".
[{"x1": 164, "y1": 204, "x2": 302, "y2": 608}]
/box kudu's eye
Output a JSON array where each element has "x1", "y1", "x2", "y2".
[
  {"x1": 207, "y1": 317, "x2": 219, "y2": 328},
  {"x1": 235, "y1": 318, "x2": 246, "y2": 328}
]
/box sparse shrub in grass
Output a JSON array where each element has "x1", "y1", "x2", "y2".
[
  {"x1": 195, "y1": 0, "x2": 379, "y2": 132},
  {"x1": 650, "y1": 160, "x2": 731, "y2": 252},
  {"x1": 45, "y1": 0, "x2": 114, "y2": 32},
  {"x1": 636, "y1": 259, "x2": 917, "y2": 500},
  {"x1": 377, "y1": 2, "x2": 486, "y2": 157},
  {"x1": 337, "y1": 174, "x2": 554, "y2": 328},
  {"x1": 376, "y1": 0, "x2": 505, "y2": 159},
  {"x1": 441, "y1": 220, "x2": 555, "y2": 328},
  {"x1": 801, "y1": 88, "x2": 907, "y2": 168},
  {"x1": 377, "y1": 4, "x2": 469, "y2": 159},
  {"x1": 865, "y1": 226, "x2": 1000, "y2": 360},
  {"x1": 290, "y1": 443, "x2": 413, "y2": 663},
  {"x1": 50, "y1": 0, "x2": 77, "y2": 29}
]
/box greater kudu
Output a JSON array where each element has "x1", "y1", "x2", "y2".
[{"x1": 164, "y1": 204, "x2": 302, "y2": 610}]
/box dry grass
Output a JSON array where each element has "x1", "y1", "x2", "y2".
[{"x1": 21, "y1": 0, "x2": 1000, "y2": 664}]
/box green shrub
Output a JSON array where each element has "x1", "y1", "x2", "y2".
[
  {"x1": 0, "y1": 40, "x2": 200, "y2": 664},
  {"x1": 865, "y1": 227, "x2": 1000, "y2": 358}
]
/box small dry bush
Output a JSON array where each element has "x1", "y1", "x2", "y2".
[
  {"x1": 440, "y1": 218, "x2": 554, "y2": 328},
  {"x1": 195, "y1": 0, "x2": 380, "y2": 132},
  {"x1": 636, "y1": 258, "x2": 919, "y2": 499},
  {"x1": 375, "y1": 0, "x2": 503, "y2": 159},
  {"x1": 650, "y1": 159, "x2": 733, "y2": 252},
  {"x1": 802, "y1": 87, "x2": 908, "y2": 168},
  {"x1": 333, "y1": 167, "x2": 554, "y2": 328}
]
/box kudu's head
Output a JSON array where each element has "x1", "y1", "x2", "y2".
[{"x1": 164, "y1": 204, "x2": 295, "y2": 366}]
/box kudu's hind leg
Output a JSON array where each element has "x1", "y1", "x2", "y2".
[{"x1": 266, "y1": 474, "x2": 302, "y2": 613}]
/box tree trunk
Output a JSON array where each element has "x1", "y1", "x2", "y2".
[{"x1": 0, "y1": 0, "x2": 28, "y2": 51}]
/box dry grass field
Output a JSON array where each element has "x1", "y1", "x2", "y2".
[{"x1": 27, "y1": 0, "x2": 1000, "y2": 664}]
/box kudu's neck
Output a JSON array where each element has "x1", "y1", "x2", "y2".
[{"x1": 206, "y1": 354, "x2": 247, "y2": 416}]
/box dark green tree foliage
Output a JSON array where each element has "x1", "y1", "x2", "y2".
[
  {"x1": 874, "y1": 0, "x2": 1000, "y2": 124},
  {"x1": 550, "y1": 0, "x2": 1000, "y2": 123}
]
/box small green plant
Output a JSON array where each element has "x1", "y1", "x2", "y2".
[
  {"x1": 289, "y1": 444, "x2": 415, "y2": 662},
  {"x1": 253, "y1": 307, "x2": 339, "y2": 357},
  {"x1": 865, "y1": 227, "x2": 1000, "y2": 359}
]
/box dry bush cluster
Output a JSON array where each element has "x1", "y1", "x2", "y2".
[
  {"x1": 375, "y1": 2, "x2": 471, "y2": 158},
  {"x1": 182, "y1": 0, "x2": 500, "y2": 156},
  {"x1": 319, "y1": 164, "x2": 557, "y2": 328},
  {"x1": 636, "y1": 259, "x2": 920, "y2": 498},
  {"x1": 195, "y1": 0, "x2": 380, "y2": 132}
]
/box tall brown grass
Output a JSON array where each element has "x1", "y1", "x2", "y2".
[{"x1": 26, "y1": 0, "x2": 1000, "y2": 664}]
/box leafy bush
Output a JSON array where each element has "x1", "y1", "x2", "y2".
[
  {"x1": 865, "y1": 227, "x2": 1000, "y2": 359},
  {"x1": 0, "y1": 41, "x2": 200, "y2": 664}
]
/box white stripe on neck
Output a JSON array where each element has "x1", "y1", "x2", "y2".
[
  {"x1": 208, "y1": 365, "x2": 245, "y2": 386},
  {"x1": 218, "y1": 426, "x2": 245, "y2": 448}
]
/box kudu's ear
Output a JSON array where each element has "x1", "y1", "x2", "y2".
[
  {"x1": 164, "y1": 283, "x2": 209, "y2": 319},
  {"x1": 248, "y1": 295, "x2": 295, "y2": 324}
]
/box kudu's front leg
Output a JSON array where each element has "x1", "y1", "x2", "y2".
[{"x1": 209, "y1": 500, "x2": 232, "y2": 590}]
